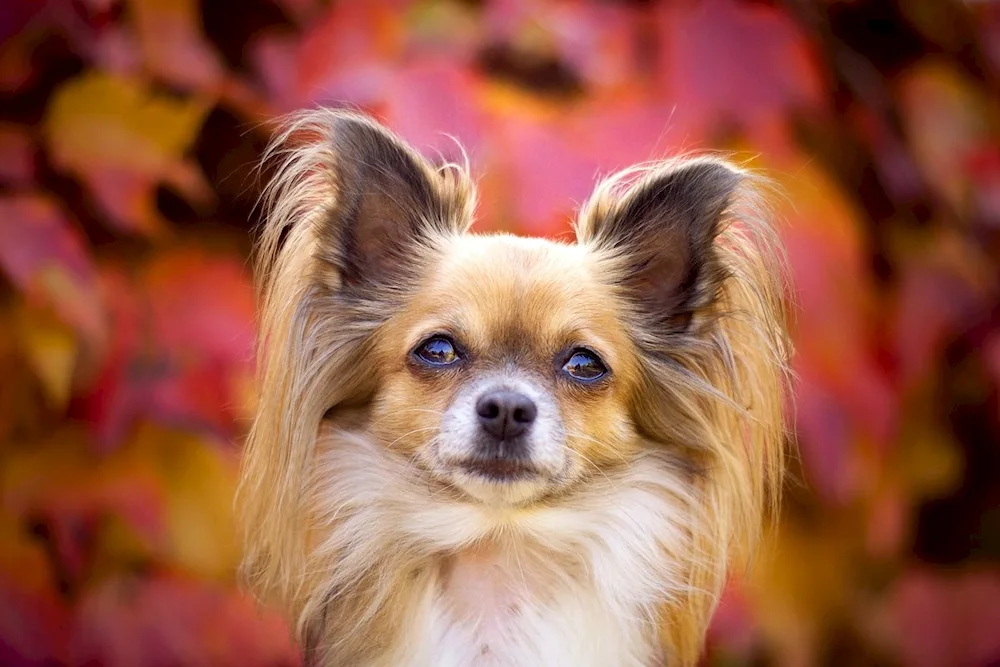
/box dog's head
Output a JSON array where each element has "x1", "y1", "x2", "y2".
[{"x1": 238, "y1": 110, "x2": 790, "y2": 661}]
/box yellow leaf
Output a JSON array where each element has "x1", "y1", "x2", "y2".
[
  {"x1": 15, "y1": 302, "x2": 77, "y2": 411},
  {"x1": 747, "y1": 517, "x2": 859, "y2": 667},
  {"x1": 0, "y1": 427, "x2": 167, "y2": 573},
  {"x1": 895, "y1": 406, "x2": 964, "y2": 500},
  {"x1": 42, "y1": 72, "x2": 210, "y2": 235},
  {"x1": 45, "y1": 72, "x2": 207, "y2": 174},
  {"x1": 128, "y1": 424, "x2": 239, "y2": 581}
]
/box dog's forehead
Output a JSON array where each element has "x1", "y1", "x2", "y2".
[
  {"x1": 434, "y1": 235, "x2": 595, "y2": 316},
  {"x1": 410, "y1": 234, "x2": 627, "y2": 362}
]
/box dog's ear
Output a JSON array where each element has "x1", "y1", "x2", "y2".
[
  {"x1": 314, "y1": 112, "x2": 472, "y2": 289},
  {"x1": 576, "y1": 159, "x2": 744, "y2": 335}
]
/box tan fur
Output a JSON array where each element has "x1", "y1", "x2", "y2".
[{"x1": 236, "y1": 110, "x2": 791, "y2": 667}]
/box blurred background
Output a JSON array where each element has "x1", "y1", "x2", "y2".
[{"x1": 1, "y1": 0, "x2": 999, "y2": 665}]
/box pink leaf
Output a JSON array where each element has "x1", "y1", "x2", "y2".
[
  {"x1": 656, "y1": 0, "x2": 825, "y2": 144},
  {"x1": 0, "y1": 124, "x2": 34, "y2": 186},
  {"x1": 886, "y1": 568, "x2": 1000, "y2": 667},
  {"x1": 74, "y1": 249, "x2": 255, "y2": 450},
  {"x1": 0, "y1": 194, "x2": 106, "y2": 347},
  {"x1": 70, "y1": 574, "x2": 299, "y2": 667}
]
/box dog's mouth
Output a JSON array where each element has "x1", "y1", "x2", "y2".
[{"x1": 457, "y1": 458, "x2": 539, "y2": 482}]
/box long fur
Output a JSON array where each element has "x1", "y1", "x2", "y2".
[{"x1": 236, "y1": 109, "x2": 791, "y2": 667}]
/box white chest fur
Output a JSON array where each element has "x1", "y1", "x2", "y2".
[
  {"x1": 385, "y1": 546, "x2": 660, "y2": 667},
  {"x1": 306, "y1": 433, "x2": 692, "y2": 667}
]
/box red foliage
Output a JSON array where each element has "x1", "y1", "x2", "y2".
[{"x1": 2, "y1": 0, "x2": 1000, "y2": 665}]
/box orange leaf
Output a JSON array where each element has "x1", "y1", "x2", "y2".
[
  {"x1": 0, "y1": 514, "x2": 70, "y2": 666},
  {"x1": 254, "y1": 0, "x2": 401, "y2": 111},
  {"x1": 0, "y1": 428, "x2": 165, "y2": 579},
  {"x1": 75, "y1": 248, "x2": 255, "y2": 448},
  {"x1": 766, "y1": 156, "x2": 897, "y2": 501},
  {"x1": 482, "y1": 0, "x2": 641, "y2": 92}
]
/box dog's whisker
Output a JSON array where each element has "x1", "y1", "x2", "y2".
[
  {"x1": 366, "y1": 407, "x2": 446, "y2": 428},
  {"x1": 564, "y1": 430, "x2": 632, "y2": 469},
  {"x1": 382, "y1": 427, "x2": 440, "y2": 451}
]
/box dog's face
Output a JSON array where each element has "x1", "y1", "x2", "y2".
[
  {"x1": 370, "y1": 235, "x2": 642, "y2": 505},
  {"x1": 304, "y1": 113, "x2": 745, "y2": 508}
]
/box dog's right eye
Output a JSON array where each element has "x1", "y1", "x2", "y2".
[
  {"x1": 561, "y1": 348, "x2": 609, "y2": 382},
  {"x1": 413, "y1": 336, "x2": 462, "y2": 367}
]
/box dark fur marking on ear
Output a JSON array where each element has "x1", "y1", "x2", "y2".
[
  {"x1": 317, "y1": 113, "x2": 467, "y2": 290},
  {"x1": 579, "y1": 159, "x2": 743, "y2": 337}
]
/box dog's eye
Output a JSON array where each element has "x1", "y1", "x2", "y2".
[
  {"x1": 561, "y1": 349, "x2": 608, "y2": 382},
  {"x1": 413, "y1": 336, "x2": 461, "y2": 366}
]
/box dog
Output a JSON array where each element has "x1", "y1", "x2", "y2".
[{"x1": 236, "y1": 110, "x2": 791, "y2": 667}]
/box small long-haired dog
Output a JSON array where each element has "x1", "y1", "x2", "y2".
[{"x1": 236, "y1": 110, "x2": 791, "y2": 667}]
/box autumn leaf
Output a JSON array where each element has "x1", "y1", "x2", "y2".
[
  {"x1": 74, "y1": 247, "x2": 255, "y2": 449},
  {"x1": 123, "y1": 424, "x2": 240, "y2": 581},
  {"x1": 2, "y1": 2, "x2": 1000, "y2": 665},
  {"x1": 705, "y1": 582, "x2": 761, "y2": 662},
  {"x1": 887, "y1": 226, "x2": 991, "y2": 387},
  {"x1": 142, "y1": 248, "x2": 255, "y2": 368},
  {"x1": 897, "y1": 59, "x2": 999, "y2": 221},
  {"x1": 14, "y1": 304, "x2": 78, "y2": 411},
  {"x1": 0, "y1": 123, "x2": 34, "y2": 186},
  {"x1": 479, "y1": 91, "x2": 678, "y2": 235},
  {"x1": 0, "y1": 427, "x2": 164, "y2": 581},
  {"x1": 253, "y1": 0, "x2": 403, "y2": 112},
  {"x1": 381, "y1": 57, "x2": 488, "y2": 160},
  {"x1": 0, "y1": 422, "x2": 240, "y2": 583},
  {"x1": 70, "y1": 573, "x2": 299, "y2": 667},
  {"x1": 0, "y1": 514, "x2": 70, "y2": 667},
  {"x1": 742, "y1": 153, "x2": 897, "y2": 502},
  {"x1": 656, "y1": 0, "x2": 826, "y2": 150},
  {"x1": 127, "y1": 0, "x2": 226, "y2": 92},
  {"x1": 482, "y1": 0, "x2": 642, "y2": 92},
  {"x1": 880, "y1": 568, "x2": 1000, "y2": 667},
  {"x1": 743, "y1": 517, "x2": 861, "y2": 667},
  {"x1": 0, "y1": 194, "x2": 106, "y2": 352},
  {"x1": 43, "y1": 72, "x2": 211, "y2": 236}
]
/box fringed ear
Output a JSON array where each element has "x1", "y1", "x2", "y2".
[
  {"x1": 259, "y1": 110, "x2": 475, "y2": 294},
  {"x1": 237, "y1": 109, "x2": 474, "y2": 627},
  {"x1": 576, "y1": 158, "x2": 743, "y2": 337},
  {"x1": 317, "y1": 113, "x2": 474, "y2": 288},
  {"x1": 579, "y1": 158, "x2": 791, "y2": 665}
]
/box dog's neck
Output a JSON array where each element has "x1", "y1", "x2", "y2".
[{"x1": 300, "y1": 425, "x2": 695, "y2": 667}]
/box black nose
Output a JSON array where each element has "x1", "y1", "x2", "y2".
[{"x1": 476, "y1": 390, "x2": 537, "y2": 440}]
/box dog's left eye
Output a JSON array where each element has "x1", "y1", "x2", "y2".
[
  {"x1": 562, "y1": 349, "x2": 608, "y2": 382},
  {"x1": 413, "y1": 336, "x2": 461, "y2": 366}
]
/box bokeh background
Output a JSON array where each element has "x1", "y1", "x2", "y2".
[{"x1": 2, "y1": 0, "x2": 1000, "y2": 665}]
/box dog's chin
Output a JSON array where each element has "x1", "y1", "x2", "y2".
[{"x1": 442, "y1": 462, "x2": 556, "y2": 506}]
